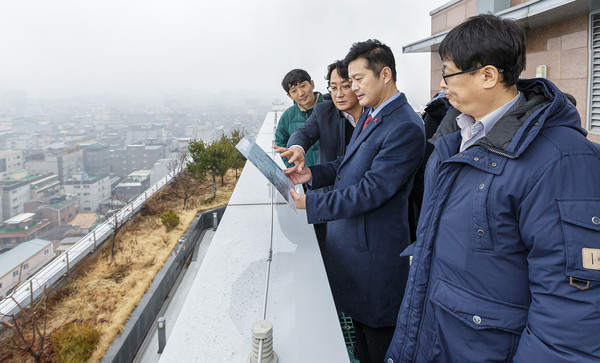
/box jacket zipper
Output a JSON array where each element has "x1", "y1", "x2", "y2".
[{"x1": 478, "y1": 143, "x2": 518, "y2": 160}]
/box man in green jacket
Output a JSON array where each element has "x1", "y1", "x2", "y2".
[{"x1": 275, "y1": 69, "x2": 323, "y2": 168}]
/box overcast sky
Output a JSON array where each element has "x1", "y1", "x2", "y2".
[{"x1": 0, "y1": 0, "x2": 448, "y2": 107}]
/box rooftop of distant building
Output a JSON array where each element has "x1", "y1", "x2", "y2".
[
  {"x1": 68, "y1": 213, "x2": 97, "y2": 229},
  {"x1": 0, "y1": 239, "x2": 52, "y2": 277}
]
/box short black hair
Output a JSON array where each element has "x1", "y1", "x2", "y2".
[
  {"x1": 325, "y1": 60, "x2": 348, "y2": 84},
  {"x1": 439, "y1": 14, "x2": 526, "y2": 87},
  {"x1": 343, "y1": 39, "x2": 396, "y2": 82},
  {"x1": 281, "y1": 69, "x2": 312, "y2": 93}
]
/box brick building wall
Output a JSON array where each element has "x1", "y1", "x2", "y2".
[{"x1": 426, "y1": 1, "x2": 600, "y2": 142}]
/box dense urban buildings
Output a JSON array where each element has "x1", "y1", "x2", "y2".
[{"x1": 0, "y1": 93, "x2": 267, "y2": 259}]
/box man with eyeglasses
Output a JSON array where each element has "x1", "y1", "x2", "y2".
[
  {"x1": 274, "y1": 61, "x2": 363, "y2": 177},
  {"x1": 274, "y1": 61, "x2": 363, "y2": 248},
  {"x1": 275, "y1": 69, "x2": 324, "y2": 169},
  {"x1": 285, "y1": 39, "x2": 425, "y2": 363},
  {"x1": 386, "y1": 14, "x2": 600, "y2": 363}
]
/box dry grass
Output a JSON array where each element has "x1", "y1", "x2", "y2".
[{"x1": 1, "y1": 170, "x2": 239, "y2": 362}]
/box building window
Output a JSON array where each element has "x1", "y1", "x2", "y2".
[
  {"x1": 13, "y1": 270, "x2": 19, "y2": 277},
  {"x1": 23, "y1": 263, "x2": 29, "y2": 269},
  {"x1": 44, "y1": 249, "x2": 49, "y2": 254},
  {"x1": 0, "y1": 282, "x2": 3, "y2": 289},
  {"x1": 589, "y1": 12, "x2": 600, "y2": 132}
]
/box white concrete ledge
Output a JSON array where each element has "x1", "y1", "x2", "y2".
[{"x1": 159, "y1": 112, "x2": 348, "y2": 363}]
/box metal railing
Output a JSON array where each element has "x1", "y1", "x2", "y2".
[{"x1": 0, "y1": 167, "x2": 182, "y2": 318}]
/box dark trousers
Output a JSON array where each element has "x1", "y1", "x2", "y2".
[
  {"x1": 352, "y1": 319, "x2": 395, "y2": 363},
  {"x1": 313, "y1": 222, "x2": 327, "y2": 251}
]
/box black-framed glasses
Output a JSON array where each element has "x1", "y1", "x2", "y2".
[
  {"x1": 442, "y1": 65, "x2": 504, "y2": 84},
  {"x1": 327, "y1": 83, "x2": 352, "y2": 94}
]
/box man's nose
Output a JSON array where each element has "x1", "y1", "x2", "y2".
[{"x1": 439, "y1": 77, "x2": 447, "y2": 90}]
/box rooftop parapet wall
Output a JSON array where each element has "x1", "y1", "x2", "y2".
[{"x1": 159, "y1": 112, "x2": 348, "y2": 362}]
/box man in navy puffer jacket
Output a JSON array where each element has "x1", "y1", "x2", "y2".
[{"x1": 386, "y1": 14, "x2": 600, "y2": 362}]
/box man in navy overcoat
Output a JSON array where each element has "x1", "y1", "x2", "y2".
[{"x1": 286, "y1": 39, "x2": 425, "y2": 363}]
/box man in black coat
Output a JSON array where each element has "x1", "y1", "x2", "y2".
[{"x1": 406, "y1": 90, "x2": 451, "y2": 242}]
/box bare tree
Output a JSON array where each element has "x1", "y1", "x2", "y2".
[
  {"x1": 105, "y1": 193, "x2": 129, "y2": 264},
  {"x1": 1, "y1": 284, "x2": 53, "y2": 363},
  {"x1": 167, "y1": 150, "x2": 202, "y2": 208}
]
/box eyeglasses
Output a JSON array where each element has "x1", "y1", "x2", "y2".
[
  {"x1": 442, "y1": 65, "x2": 504, "y2": 85},
  {"x1": 327, "y1": 83, "x2": 352, "y2": 94}
]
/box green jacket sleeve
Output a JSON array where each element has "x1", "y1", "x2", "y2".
[{"x1": 275, "y1": 110, "x2": 294, "y2": 168}]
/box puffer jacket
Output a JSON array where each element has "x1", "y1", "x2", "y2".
[{"x1": 386, "y1": 78, "x2": 600, "y2": 362}]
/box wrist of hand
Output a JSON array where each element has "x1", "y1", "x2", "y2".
[{"x1": 289, "y1": 145, "x2": 305, "y2": 155}]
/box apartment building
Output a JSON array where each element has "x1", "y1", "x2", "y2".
[
  {"x1": 29, "y1": 174, "x2": 60, "y2": 200},
  {"x1": 0, "y1": 213, "x2": 52, "y2": 249},
  {"x1": 82, "y1": 143, "x2": 111, "y2": 175},
  {"x1": 0, "y1": 150, "x2": 23, "y2": 180},
  {"x1": 27, "y1": 143, "x2": 84, "y2": 182},
  {"x1": 0, "y1": 174, "x2": 56, "y2": 221},
  {"x1": 0, "y1": 238, "x2": 53, "y2": 298},
  {"x1": 24, "y1": 195, "x2": 80, "y2": 228},
  {"x1": 63, "y1": 173, "x2": 111, "y2": 212},
  {"x1": 110, "y1": 144, "x2": 167, "y2": 177}
]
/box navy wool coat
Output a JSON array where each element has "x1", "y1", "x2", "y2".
[{"x1": 306, "y1": 93, "x2": 425, "y2": 327}]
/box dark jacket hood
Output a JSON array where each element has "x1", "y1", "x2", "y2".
[{"x1": 435, "y1": 78, "x2": 586, "y2": 158}]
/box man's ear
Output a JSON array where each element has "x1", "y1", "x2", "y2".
[
  {"x1": 381, "y1": 66, "x2": 393, "y2": 84},
  {"x1": 286, "y1": 93, "x2": 293, "y2": 100},
  {"x1": 482, "y1": 66, "x2": 501, "y2": 89},
  {"x1": 310, "y1": 80, "x2": 315, "y2": 89}
]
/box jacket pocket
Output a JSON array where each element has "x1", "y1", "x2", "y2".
[
  {"x1": 426, "y1": 278, "x2": 528, "y2": 362},
  {"x1": 356, "y1": 215, "x2": 369, "y2": 252},
  {"x1": 558, "y1": 199, "x2": 600, "y2": 285}
]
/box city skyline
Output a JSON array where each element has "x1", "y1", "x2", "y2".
[{"x1": 0, "y1": 0, "x2": 449, "y2": 109}]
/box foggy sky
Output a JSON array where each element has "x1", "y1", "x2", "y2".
[{"x1": 0, "y1": 0, "x2": 449, "y2": 107}]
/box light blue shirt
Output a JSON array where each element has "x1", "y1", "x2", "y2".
[
  {"x1": 458, "y1": 92, "x2": 522, "y2": 151},
  {"x1": 369, "y1": 91, "x2": 401, "y2": 120}
]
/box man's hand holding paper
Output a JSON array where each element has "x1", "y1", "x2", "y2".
[{"x1": 284, "y1": 165, "x2": 311, "y2": 210}]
